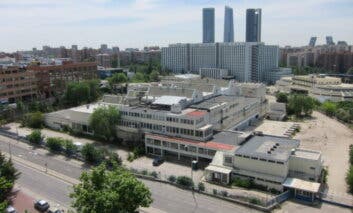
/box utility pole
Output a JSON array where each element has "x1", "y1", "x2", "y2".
[
  {"x1": 8, "y1": 141, "x2": 12, "y2": 159},
  {"x1": 45, "y1": 162, "x2": 48, "y2": 173}
]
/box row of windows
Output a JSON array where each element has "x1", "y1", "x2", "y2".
[
  {"x1": 146, "y1": 138, "x2": 216, "y2": 156},
  {"x1": 235, "y1": 154, "x2": 285, "y2": 165},
  {"x1": 121, "y1": 110, "x2": 197, "y2": 125}
]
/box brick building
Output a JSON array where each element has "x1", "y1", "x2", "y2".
[
  {"x1": 28, "y1": 61, "x2": 98, "y2": 97},
  {"x1": 0, "y1": 66, "x2": 38, "y2": 103}
]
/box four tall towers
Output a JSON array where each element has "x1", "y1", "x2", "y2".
[{"x1": 202, "y1": 6, "x2": 262, "y2": 43}]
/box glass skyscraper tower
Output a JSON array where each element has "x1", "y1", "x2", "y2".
[
  {"x1": 203, "y1": 8, "x2": 215, "y2": 43},
  {"x1": 223, "y1": 6, "x2": 234, "y2": 42},
  {"x1": 246, "y1": 8, "x2": 262, "y2": 42}
]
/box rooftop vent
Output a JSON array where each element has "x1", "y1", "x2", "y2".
[
  {"x1": 270, "y1": 148, "x2": 275, "y2": 151},
  {"x1": 291, "y1": 149, "x2": 296, "y2": 155},
  {"x1": 267, "y1": 151, "x2": 271, "y2": 154}
]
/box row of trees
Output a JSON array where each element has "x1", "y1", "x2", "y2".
[
  {"x1": 0, "y1": 151, "x2": 20, "y2": 211},
  {"x1": 108, "y1": 70, "x2": 160, "y2": 86},
  {"x1": 320, "y1": 101, "x2": 353, "y2": 123},
  {"x1": 346, "y1": 145, "x2": 353, "y2": 193}
]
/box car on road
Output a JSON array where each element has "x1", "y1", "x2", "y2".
[
  {"x1": 5, "y1": 206, "x2": 17, "y2": 213},
  {"x1": 34, "y1": 200, "x2": 50, "y2": 212},
  {"x1": 152, "y1": 156, "x2": 164, "y2": 166}
]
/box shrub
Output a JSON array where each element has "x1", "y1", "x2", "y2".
[
  {"x1": 198, "y1": 182, "x2": 205, "y2": 191},
  {"x1": 104, "y1": 151, "x2": 122, "y2": 168},
  {"x1": 249, "y1": 197, "x2": 262, "y2": 205},
  {"x1": 127, "y1": 153, "x2": 134, "y2": 162},
  {"x1": 132, "y1": 147, "x2": 145, "y2": 158},
  {"x1": 46, "y1": 137, "x2": 64, "y2": 152},
  {"x1": 22, "y1": 112, "x2": 44, "y2": 128},
  {"x1": 231, "y1": 177, "x2": 253, "y2": 189},
  {"x1": 176, "y1": 176, "x2": 194, "y2": 188},
  {"x1": 213, "y1": 189, "x2": 217, "y2": 195},
  {"x1": 269, "y1": 188, "x2": 281, "y2": 195},
  {"x1": 322, "y1": 167, "x2": 329, "y2": 184},
  {"x1": 321, "y1": 101, "x2": 337, "y2": 117},
  {"x1": 221, "y1": 190, "x2": 228, "y2": 197},
  {"x1": 27, "y1": 130, "x2": 43, "y2": 144},
  {"x1": 63, "y1": 140, "x2": 77, "y2": 156},
  {"x1": 150, "y1": 171, "x2": 158, "y2": 178},
  {"x1": 276, "y1": 92, "x2": 288, "y2": 103},
  {"x1": 81, "y1": 144, "x2": 104, "y2": 164},
  {"x1": 142, "y1": 170, "x2": 148, "y2": 176},
  {"x1": 168, "y1": 175, "x2": 176, "y2": 183}
]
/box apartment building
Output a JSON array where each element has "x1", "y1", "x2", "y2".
[
  {"x1": 199, "y1": 68, "x2": 229, "y2": 79},
  {"x1": 0, "y1": 66, "x2": 38, "y2": 103},
  {"x1": 28, "y1": 61, "x2": 98, "y2": 96},
  {"x1": 161, "y1": 42, "x2": 287, "y2": 83}
]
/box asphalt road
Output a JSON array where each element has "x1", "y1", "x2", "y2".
[{"x1": 0, "y1": 135, "x2": 258, "y2": 213}]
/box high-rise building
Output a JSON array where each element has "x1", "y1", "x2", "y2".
[
  {"x1": 309, "y1": 37, "x2": 317, "y2": 47},
  {"x1": 326, "y1": 36, "x2": 335, "y2": 45},
  {"x1": 203, "y1": 8, "x2": 215, "y2": 43},
  {"x1": 246, "y1": 9, "x2": 262, "y2": 42},
  {"x1": 100, "y1": 44, "x2": 108, "y2": 53},
  {"x1": 161, "y1": 42, "x2": 280, "y2": 83},
  {"x1": 223, "y1": 6, "x2": 234, "y2": 43}
]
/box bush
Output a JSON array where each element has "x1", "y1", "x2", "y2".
[
  {"x1": 63, "y1": 140, "x2": 77, "y2": 156},
  {"x1": 176, "y1": 176, "x2": 194, "y2": 188},
  {"x1": 213, "y1": 189, "x2": 217, "y2": 195},
  {"x1": 249, "y1": 197, "x2": 262, "y2": 205},
  {"x1": 321, "y1": 101, "x2": 337, "y2": 117},
  {"x1": 127, "y1": 153, "x2": 134, "y2": 162},
  {"x1": 322, "y1": 167, "x2": 329, "y2": 184},
  {"x1": 168, "y1": 175, "x2": 176, "y2": 183},
  {"x1": 198, "y1": 182, "x2": 205, "y2": 191},
  {"x1": 142, "y1": 170, "x2": 148, "y2": 176},
  {"x1": 221, "y1": 190, "x2": 228, "y2": 197},
  {"x1": 269, "y1": 188, "x2": 281, "y2": 195},
  {"x1": 276, "y1": 92, "x2": 288, "y2": 103},
  {"x1": 22, "y1": 112, "x2": 44, "y2": 128},
  {"x1": 46, "y1": 137, "x2": 63, "y2": 153},
  {"x1": 27, "y1": 130, "x2": 43, "y2": 144},
  {"x1": 150, "y1": 171, "x2": 158, "y2": 178},
  {"x1": 81, "y1": 144, "x2": 104, "y2": 164},
  {"x1": 132, "y1": 147, "x2": 145, "y2": 158},
  {"x1": 231, "y1": 177, "x2": 253, "y2": 189}
]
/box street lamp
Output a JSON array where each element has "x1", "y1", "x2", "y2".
[{"x1": 8, "y1": 141, "x2": 12, "y2": 159}]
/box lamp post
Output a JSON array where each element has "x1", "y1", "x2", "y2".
[{"x1": 8, "y1": 141, "x2": 12, "y2": 159}]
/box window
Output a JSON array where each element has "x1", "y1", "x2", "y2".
[
  {"x1": 153, "y1": 140, "x2": 161, "y2": 146},
  {"x1": 224, "y1": 156, "x2": 233, "y2": 164}
]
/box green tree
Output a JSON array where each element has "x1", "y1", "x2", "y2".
[
  {"x1": 346, "y1": 165, "x2": 353, "y2": 193},
  {"x1": 27, "y1": 130, "x2": 43, "y2": 144},
  {"x1": 131, "y1": 72, "x2": 146, "y2": 83},
  {"x1": 81, "y1": 144, "x2": 104, "y2": 164},
  {"x1": 321, "y1": 101, "x2": 337, "y2": 117},
  {"x1": 276, "y1": 92, "x2": 288, "y2": 103},
  {"x1": 149, "y1": 70, "x2": 160, "y2": 82},
  {"x1": 0, "y1": 151, "x2": 20, "y2": 211},
  {"x1": 22, "y1": 112, "x2": 44, "y2": 128},
  {"x1": 46, "y1": 137, "x2": 64, "y2": 153},
  {"x1": 86, "y1": 80, "x2": 101, "y2": 102},
  {"x1": 108, "y1": 73, "x2": 128, "y2": 85},
  {"x1": 70, "y1": 164, "x2": 152, "y2": 213},
  {"x1": 89, "y1": 106, "x2": 120, "y2": 141},
  {"x1": 63, "y1": 139, "x2": 78, "y2": 156},
  {"x1": 176, "y1": 176, "x2": 194, "y2": 188},
  {"x1": 65, "y1": 82, "x2": 90, "y2": 106}
]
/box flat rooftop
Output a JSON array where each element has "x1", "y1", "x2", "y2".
[
  {"x1": 191, "y1": 95, "x2": 258, "y2": 111},
  {"x1": 292, "y1": 148, "x2": 321, "y2": 161},
  {"x1": 253, "y1": 120, "x2": 298, "y2": 138},
  {"x1": 210, "y1": 131, "x2": 249, "y2": 147},
  {"x1": 235, "y1": 135, "x2": 300, "y2": 162}
]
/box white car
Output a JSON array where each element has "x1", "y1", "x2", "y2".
[{"x1": 6, "y1": 206, "x2": 17, "y2": 213}]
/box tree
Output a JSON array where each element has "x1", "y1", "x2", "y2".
[
  {"x1": 286, "y1": 95, "x2": 315, "y2": 117},
  {"x1": 176, "y1": 176, "x2": 194, "y2": 188},
  {"x1": 89, "y1": 106, "x2": 120, "y2": 141},
  {"x1": 46, "y1": 137, "x2": 64, "y2": 153},
  {"x1": 347, "y1": 165, "x2": 353, "y2": 193},
  {"x1": 276, "y1": 92, "x2": 288, "y2": 103},
  {"x1": 336, "y1": 108, "x2": 351, "y2": 123},
  {"x1": 149, "y1": 70, "x2": 160, "y2": 82},
  {"x1": 70, "y1": 164, "x2": 152, "y2": 213},
  {"x1": 63, "y1": 139, "x2": 78, "y2": 156},
  {"x1": 64, "y1": 80, "x2": 100, "y2": 106},
  {"x1": 27, "y1": 130, "x2": 43, "y2": 144},
  {"x1": 22, "y1": 112, "x2": 44, "y2": 128},
  {"x1": 81, "y1": 144, "x2": 104, "y2": 164},
  {"x1": 131, "y1": 72, "x2": 146, "y2": 83},
  {"x1": 108, "y1": 73, "x2": 128, "y2": 85},
  {"x1": 321, "y1": 101, "x2": 337, "y2": 117},
  {"x1": 0, "y1": 151, "x2": 20, "y2": 211}
]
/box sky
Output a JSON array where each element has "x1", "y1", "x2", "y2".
[{"x1": 1, "y1": 0, "x2": 353, "y2": 52}]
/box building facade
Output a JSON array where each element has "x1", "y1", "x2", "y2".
[
  {"x1": 246, "y1": 9, "x2": 261, "y2": 42},
  {"x1": 223, "y1": 6, "x2": 234, "y2": 43},
  {"x1": 203, "y1": 8, "x2": 215, "y2": 43}
]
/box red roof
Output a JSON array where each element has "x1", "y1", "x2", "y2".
[
  {"x1": 145, "y1": 133, "x2": 235, "y2": 151},
  {"x1": 187, "y1": 110, "x2": 207, "y2": 117}
]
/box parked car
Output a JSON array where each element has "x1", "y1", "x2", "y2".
[
  {"x1": 5, "y1": 206, "x2": 17, "y2": 213},
  {"x1": 34, "y1": 200, "x2": 50, "y2": 212},
  {"x1": 152, "y1": 157, "x2": 164, "y2": 166},
  {"x1": 48, "y1": 209, "x2": 64, "y2": 213}
]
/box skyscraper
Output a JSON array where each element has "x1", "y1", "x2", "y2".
[
  {"x1": 326, "y1": 36, "x2": 335, "y2": 45},
  {"x1": 223, "y1": 6, "x2": 234, "y2": 43},
  {"x1": 203, "y1": 8, "x2": 215, "y2": 43},
  {"x1": 246, "y1": 9, "x2": 262, "y2": 42},
  {"x1": 309, "y1": 37, "x2": 317, "y2": 47}
]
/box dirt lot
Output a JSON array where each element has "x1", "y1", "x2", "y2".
[{"x1": 294, "y1": 111, "x2": 353, "y2": 198}]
